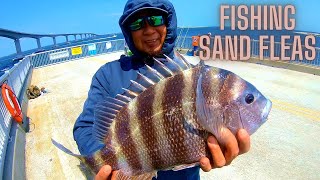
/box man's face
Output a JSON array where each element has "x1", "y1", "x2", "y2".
[{"x1": 129, "y1": 11, "x2": 167, "y2": 56}]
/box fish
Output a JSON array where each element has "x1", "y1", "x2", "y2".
[{"x1": 52, "y1": 51, "x2": 272, "y2": 178}]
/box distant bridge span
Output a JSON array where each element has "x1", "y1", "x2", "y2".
[{"x1": 0, "y1": 28, "x2": 97, "y2": 54}]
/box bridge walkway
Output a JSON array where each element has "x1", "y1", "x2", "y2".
[{"x1": 26, "y1": 53, "x2": 320, "y2": 179}]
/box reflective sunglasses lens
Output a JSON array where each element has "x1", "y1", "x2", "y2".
[
  {"x1": 148, "y1": 16, "x2": 164, "y2": 26},
  {"x1": 129, "y1": 18, "x2": 143, "y2": 31}
]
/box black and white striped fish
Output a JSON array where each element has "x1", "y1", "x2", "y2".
[{"x1": 53, "y1": 51, "x2": 272, "y2": 178}]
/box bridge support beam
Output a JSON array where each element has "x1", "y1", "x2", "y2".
[
  {"x1": 65, "y1": 35, "x2": 69, "y2": 42},
  {"x1": 36, "y1": 38, "x2": 41, "y2": 48},
  {"x1": 14, "y1": 39, "x2": 22, "y2": 54},
  {"x1": 74, "y1": 35, "x2": 77, "y2": 40},
  {"x1": 53, "y1": 37, "x2": 56, "y2": 46}
]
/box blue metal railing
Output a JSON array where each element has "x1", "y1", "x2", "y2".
[
  {"x1": 30, "y1": 39, "x2": 125, "y2": 68},
  {"x1": 176, "y1": 36, "x2": 320, "y2": 66},
  {"x1": 0, "y1": 56, "x2": 31, "y2": 177},
  {"x1": 0, "y1": 38, "x2": 125, "y2": 178},
  {"x1": 251, "y1": 39, "x2": 320, "y2": 66}
]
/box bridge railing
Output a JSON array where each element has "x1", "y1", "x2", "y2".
[
  {"x1": 0, "y1": 56, "x2": 32, "y2": 177},
  {"x1": 176, "y1": 36, "x2": 320, "y2": 67},
  {"x1": 251, "y1": 39, "x2": 320, "y2": 66},
  {"x1": 30, "y1": 39, "x2": 125, "y2": 68},
  {"x1": 0, "y1": 38, "x2": 126, "y2": 178}
]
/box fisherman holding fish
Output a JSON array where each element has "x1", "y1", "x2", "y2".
[{"x1": 73, "y1": 0, "x2": 254, "y2": 179}]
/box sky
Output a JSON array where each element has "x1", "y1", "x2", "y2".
[{"x1": 0, "y1": 0, "x2": 320, "y2": 57}]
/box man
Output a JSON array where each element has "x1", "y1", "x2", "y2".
[
  {"x1": 73, "y1": 0, "x2": 250, "y2": 179},
  {"x1": 192, "y1": 34, "x2": 200, "y2": 56}
]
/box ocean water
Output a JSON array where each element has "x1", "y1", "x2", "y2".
[{"x1": 1, "y1": 26, "x2": 319, "y2": 77}]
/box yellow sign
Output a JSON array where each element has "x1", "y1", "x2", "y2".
[{"x1": 71, "y1": 47, "x2": 82, "y2": 55}]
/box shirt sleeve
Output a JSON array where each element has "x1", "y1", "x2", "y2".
[{"x1": 73, "y1": 65, "x2": 111, "y2": 155}]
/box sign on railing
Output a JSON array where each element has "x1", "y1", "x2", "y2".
[{"x1": 49, "y1": 51, "x2": 70, "y2": 60}]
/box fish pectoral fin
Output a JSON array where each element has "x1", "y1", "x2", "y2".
[
  {"x1": 196, "y1": 73, "x2": 214, "y2": 131},
  {"x1": 195, "y1": 73, "x2": 225, "y2": 141},
  {"x1": 51, "y1": 139, "x2": 82, "y2": 158},
  {"x1": 182, "y1": 118, "x2": 207, "y2": 138},
  {"x1": 172, "y1": 162, "x2": 200, "y2": 171}
]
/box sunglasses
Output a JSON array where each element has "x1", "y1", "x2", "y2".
[{"x1": 129, "y1": 15, "x2": 165, "y2": 31}]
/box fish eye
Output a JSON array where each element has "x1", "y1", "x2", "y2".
[{"x1": 245, "y1": 94, "x2": 254, "y2": 104}]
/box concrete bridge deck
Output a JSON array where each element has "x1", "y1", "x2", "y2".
[{"x1": 26, "y1": 52, "x2": 320, "y2": 179}]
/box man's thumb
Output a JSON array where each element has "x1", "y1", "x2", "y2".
[{"x1": 95, "y1": 165, "x2": 112, "y2": 180}]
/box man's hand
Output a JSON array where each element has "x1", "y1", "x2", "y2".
[
  {"x1": 200, "y1": 128, "x2": 250, "y2": 171},
  {"x1": 95, "y1": 165, "x2": 118, "y2": 180},
  {"x1": 95, "y1": 129, "x2": 250, "y2": 177}
]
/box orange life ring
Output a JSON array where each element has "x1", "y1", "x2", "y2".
[{"x1": 1, "y1": 83, "x2": 23, "y2": 123}]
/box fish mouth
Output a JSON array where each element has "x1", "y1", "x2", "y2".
[{"x1": 261, "y1": 99, "x2": 272, "y2": 123}]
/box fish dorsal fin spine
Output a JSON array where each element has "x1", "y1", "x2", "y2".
[
  {"x1": 93, "y1": 50, "x2": 192, "y2": 143},
  {"x1": 137, "y1": 72, "x2": 155, "y2": 85},
  {"x1": 106, "y1": 97, "x2": 126, "y2": 106},
  {"x1": 122, "y1": 88, "x2": 139, "y2": 97},
  {"x1": 103, "y1": 106, "x2": 119, "y2": 114},
  {"x1": 163, "y1": 54, "x2": 184, "y2": 71},
  {"x1": 130, "y1": 80, "x2": 147, "y2": 91},
  {"x1": 145, "y1": 65, "x2": 165, "y2": 80},
  {"x1": 153, "y1": 57, "x2": 174, "y2": 76},
  {"x1": 93, "y1": 100, "x2": 122, "y2": 142},
  {"x1": 115, "y1": 94, "x2": 132, "y2": 102},
  {"x1": 174, "y1": 50, "x2": 192, "y2": 69},
  {"x1": 104, "y1": 101, "x2": 122, "y2": 111}
]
